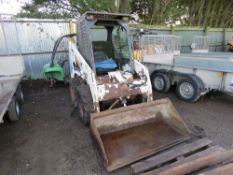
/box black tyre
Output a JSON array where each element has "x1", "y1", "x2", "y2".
[
  {"x1": 8, "y1": 97, "x2": 21, "y2": 122},
  {"x1": 151, "y1": 73, "x2": 171, "y2": 92},
  {"x1": 176, "y1": 78, "x2": 201, "y2": 102},
  {"x1": 76, "y1": 84, "x2": 93, "y2": 126},
  {"x1": 16, "y1": 85, "x2": 24, "y2": 105},
  {"x1": 76, "y1": 99, "x2": 90, "y2": 126}
]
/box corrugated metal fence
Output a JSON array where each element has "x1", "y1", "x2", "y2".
[
  {"x1": 0, "y1": 18, "x2": 73, "y2": 79},
  {"x1": 0, "y1": 18, "x2": 233, "y2": 79}
]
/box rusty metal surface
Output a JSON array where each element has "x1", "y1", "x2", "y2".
[
  {"x1": 101, "y1": 118, "x2": 188, "y2": 171},
  {"x1": 96, "y1": 75, "x2": 111, "y2": 85},
  {"x1": 96, "y1": 73, "x2": 134, "y2": 85},
  {"x1": 96, "y1": 72, "x2": 146, "y2": 101},
  {"x1": 101, "y1": 83, "x2": 143, "y2": 101},
  {"x1": 90, "y1": 98, "x2": 191, "y2": 171}
]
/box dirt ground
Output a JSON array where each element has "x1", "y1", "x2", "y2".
[{"x1": 0, "y1": 81, "x2": 233, "y2": 175}]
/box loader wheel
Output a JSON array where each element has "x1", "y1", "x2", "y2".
[
  {"x1": 76, "y1": 84, "x2": 93, "y2": 126},
  {"x1": 77, "y1": 100, "x2": 90, "y2": 126},
  {"x1": 8, "y1": 97, "x2": 21, "y2": 122},
  {"x1": 176, "y1": 78, "x2": 201, "y2": 103},
  {"x1": 151, "y1": 73, "x2": 171, "y2": 92}
]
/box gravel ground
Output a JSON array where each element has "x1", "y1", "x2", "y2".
[{"x1": 0, "y1": 81, "x2": 232, "y2": 175}]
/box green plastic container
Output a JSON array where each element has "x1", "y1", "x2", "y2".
[{"x1": 43, "y1": 63, "x2": 65, "y2": 81}]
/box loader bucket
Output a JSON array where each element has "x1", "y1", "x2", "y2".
[{"x1": 91, "y1": 98, "x2": 191, "y2": 171}]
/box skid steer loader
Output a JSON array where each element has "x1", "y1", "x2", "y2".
[{"x1": 68, "y1": 12, "x2": 191, "y2": 171}]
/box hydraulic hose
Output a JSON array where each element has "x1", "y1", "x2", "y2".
[
  {"x1": 128, "y1": 74, "x2": 147, "y2": 88},
  {"x1": 122, "y1": 71, "x2": 148, "y2": 88},
  {"x1": 50, "y1": 33, "x2": 76, "y2": 66}
]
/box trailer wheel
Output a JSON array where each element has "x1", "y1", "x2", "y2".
[
  {"x1": 176, "y1": 78, "x2": 200, "y2": 102},
  {"x1": 151, "y1": 73, "x2": 171, "y2": 92},
  {"x1": 16, "y1": 85, "x2": 24, "y2": 105},
  {"x1": 76, "y1": 84, "x2": 93, "y2": 126},
  {"x1": 8, "y1": 97, "x2": 21, "y2": 122}
]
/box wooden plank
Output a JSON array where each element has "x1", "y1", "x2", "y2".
[
  {"x1": 198, "y1": 163, "x2": 233, "y2": 175},
  {"x1": 131, "y1": 138, "x2": 212, "y2": 174},
  {"x1": 144, "y1": 149, "x2": 233, "y2": 175},
  {"x1": 142, "y1": 146, "x2": 224, "y2": 175}
]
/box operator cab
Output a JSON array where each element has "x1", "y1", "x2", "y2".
[
  {"x1": 91, "y1": 21, "x2": 132, "y2": 75},
  {"x1": 76, "y1": 12, "x2": 133, "y2": 76}
]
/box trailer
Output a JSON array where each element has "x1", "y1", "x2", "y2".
[
  {"x1": 139, "y1": 34, "x2": 233, "y2": 102},
  {"x1": 0, "y1": 56, "x2": 24, "y2": 122},
  {"x1": 0, "y1": 14, "x2": 24, "y2": 122}
]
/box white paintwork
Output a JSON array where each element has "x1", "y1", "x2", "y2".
[
  {"x1": 108, "y1": 71, "x2": 126, "y2": 83},
  {"x1": 143, "y1": 53, "x2": 175, "y2": 65},
  {"x1": 69, "y1": 42, "x2": 100, "y2": 111},
  {"x1": 134, "y1": 60, "x2": 153, "y2": 102}
]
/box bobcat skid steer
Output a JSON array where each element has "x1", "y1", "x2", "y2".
[{"x1": 68, "y1": 12, "x2": 191, "y2": 171}]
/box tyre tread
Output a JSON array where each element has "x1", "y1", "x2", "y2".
[
  {"x1": 76, "y1": 84, "x2": 93, "y2": 126},
  {"x1": 176, "y1": 77, "x2": 200, "y2": 103},
  {"x1": 151, "y1": 72, "x2": 171, "y2": 93},
  {"x1": 8, "y1": 97, "x2": 21, "y2": 122}
]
